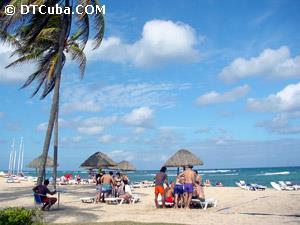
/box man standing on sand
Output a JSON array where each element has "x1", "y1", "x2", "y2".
[
  {"x1": 101, "y1": 171, "x2": 114, "y2": 201},
  {"x1": 180, "y1": 165, "x2": 194, "y2": 209},
  {"x1": 154, "y1": 166, "x2": 168, "y2": 208}
]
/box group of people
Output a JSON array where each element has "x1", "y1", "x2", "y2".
[
  {"x1": 154, "y1": 166, "x2": 206, "y2": 209},
  {"x1": 94, "y1": 171, "x2": 133, "y2": 203}
]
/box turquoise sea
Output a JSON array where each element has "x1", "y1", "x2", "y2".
[{"x1": 18, "y1": 166, "x2": 300, "y2": 187}]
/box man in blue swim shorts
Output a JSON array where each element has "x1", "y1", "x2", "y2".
[{"x1": 181, "y1": 165, "x2": 194, "y2": 209}]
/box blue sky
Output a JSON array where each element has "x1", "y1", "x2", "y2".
[{"x1": 1, "y1": 0, "x2": 300, "y2": 170}]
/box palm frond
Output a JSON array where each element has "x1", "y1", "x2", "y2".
[
  {"x1": 90, "y1": 0, "x2": 105, "y2": 49},
  {"x1": 68, "y1": 42, "x2": 86, "y2": 78}
]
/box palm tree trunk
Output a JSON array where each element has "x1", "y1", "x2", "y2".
[
  {"x1": 37, "y1": 68, "x2": 62, "y2": 185},
  {"x1": 37, "y1": 13, "x2": 68, "y2": 185},
  {"x1": 53, "y1": 107, "x2": 59, "y2": 188}
]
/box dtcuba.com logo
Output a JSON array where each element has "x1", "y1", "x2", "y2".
[{"x1": 4, "y1": 4, "x2": 105, "y2": 16}]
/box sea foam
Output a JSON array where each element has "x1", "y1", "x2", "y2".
[{"x1": 256, "y1": 171, "x2": 290, "y2": 176}]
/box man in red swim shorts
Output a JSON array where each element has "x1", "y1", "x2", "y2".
[{"x1": 154, "y1": 166, "x2": 168, "y2": 208}]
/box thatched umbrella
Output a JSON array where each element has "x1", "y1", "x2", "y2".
[
  {"x1": 80, "y1": 152, "x2": 117, "y2": 169},
  {"x1": 164, "y1": 149, "x2": 203, "y2": 174},
  {"x1": 116, "y1": 161, "x2": 136, "y2": 171},
  {"x1": 27, "y1": 155, "x2": 57, "y2": 174}
]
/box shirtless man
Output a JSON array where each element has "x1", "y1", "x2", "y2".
[
  {"x1": 180, "y1": 165, "x2": 194, "y2": 209},
  {"x1": 101, "y1": 171, "x2": 114, "y2": 201},
  {"x1": 154, "y1": 166, "x2": 168, "y2": 208}
]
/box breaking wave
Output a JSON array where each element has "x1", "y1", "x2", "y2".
[{"x1": 256, "y1": 171, "x2": 290, "y2": 176}]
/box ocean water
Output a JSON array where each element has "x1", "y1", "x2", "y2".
[{"x1": 18, "y1": 166, "x2": 300, "y2": 187}]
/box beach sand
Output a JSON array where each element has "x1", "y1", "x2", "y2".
[{"x1": 1, "y1": 178, "x2": 299, "y2": 225}]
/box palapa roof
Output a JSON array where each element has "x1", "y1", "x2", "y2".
[
  {"x1": 116, "y1": 161, "x2": 136, "y2": 171},
  {"x1": 27, "y1": 155, "x2": 57, "y2": 169},
  {"x1": 164, "y1": 149, "x2": 203, "y2": 167},
  {"x1": 80, "y1": 152, "x2": 117, "y2": 169}
]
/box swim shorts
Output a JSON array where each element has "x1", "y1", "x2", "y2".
[
  {"x1": 174, "y1": 184, "x2": 184, "y2": 195},
  {"x1": 155, "y1": 186, "x2": 164, "y2": 195},
  {"x1": 165, "y1": 196, "x2": 174, "y2": 203},
  {"x1": 183, "y1": 183, "x2": 193, "y2": 193},
  {"x1": 102, "y1": 184, "x2": 112, "y2": 193}
]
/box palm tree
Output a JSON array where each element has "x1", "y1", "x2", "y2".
[{"x1": 0, "y1": 0, "x2": 105, "y2": 185}]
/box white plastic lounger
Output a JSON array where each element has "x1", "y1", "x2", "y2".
[
  {"x1": 80, "y1": 197, "x2": 95, "y2": 203},
  {"x1": 250, "y1": 183, "x2": 267, "y2": 190},
  {"x1": 131, "y1": 194, "x2": 140, "y2": 203},
  {"x1": 105, "y1": 197, "x2": 123, "y2": 204},
  {"x1": 191, "y1": 198, "x2": 217, "y2": 210},
  {"x1": 285, "y1": 182, "x2": 300, "y2": 190},
  {"x1": 278, "y1": 181, "x2": 294, "y2": 191},
  {"x1": 271, "y1": 182, "x2": 282, "y2": 191},
  {"x1": 236, "y1": 180, "x2": 256, "y2": 191},
  {"x1": 6, "y1": 178, "x2": 20, "y2": 183}
]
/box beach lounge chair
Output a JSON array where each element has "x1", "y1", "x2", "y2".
[
  {"x1": 80, "y1": 197, "x2": 95, "y2": 203},
  {"x1": 250, "y1": 183, "x2": 267, "y2": 191},
  {"x1": 271, "y1": 182, "x2": 282, "y2": 191},
  {"x1": 285, "y1": 181, "x2": 300, "y2": 190},
  {"x1": 278, "y1": 181, "x2": 295, "y2": 191},
  {"x1": 236, "y1": 180, "x2": 255, "y2": 191},
  {"x1": 133, "y1": 182, "x2": 143, "y2": 188},
  {"x1": 191, "y1": 198, "x2": 217, "y2": 210},
  {"x1": 131, "y1": 194, "x2": 140, "y2": 203},
  {"x1": 104, "y1": 197, "x2": 123, "y2": 205},
  {"x1": 6, "y1": 178, "x2": 21, "y2": 183}
]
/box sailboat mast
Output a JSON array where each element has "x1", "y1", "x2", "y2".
[
  {"x1": 20, "y1": 141, "x2": 24, "y2": 173},
  {"x1": 12, "y1": 138, "x2": 16, "y2": 175},
  {"x1": 17, "y1": 137, "x2": 23, "y2": 175},
  {"x1": 8, "y1": 148, "x2": 12, "y2": 174}
]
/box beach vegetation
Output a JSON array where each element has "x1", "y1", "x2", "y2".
[{"x1": 0, "y1": 207, "x2": 43, "y2": 225}]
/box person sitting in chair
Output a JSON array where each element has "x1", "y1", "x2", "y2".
[
  {"x1": 119, "y1": 179, "x2": 133, "y2": 202},
  {"x1": 33, "y1": 179, "x2": 57, "y2": 210}
]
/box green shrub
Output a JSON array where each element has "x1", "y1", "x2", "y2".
[{"x1": 0, "y1": 207, "x2": 43, "y2": 225}]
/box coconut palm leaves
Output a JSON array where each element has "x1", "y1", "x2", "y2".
[
  {"x1": 0, "y1": 0, "x2": 105, "y2": 98},
  {"x1": 0, "y1": 0, "x2": 105, "y2": 183}
]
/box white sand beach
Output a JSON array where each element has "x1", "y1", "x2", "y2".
[{"x1": 1, "y1": 178, "x2": 299, "y2": 225}]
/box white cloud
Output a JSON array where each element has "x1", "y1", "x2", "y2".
[
  {"x1": 72, "y1": 136, "x2": 82, "y2": 142},
  {"x1": 0, "y1": 43, "x2": 35, "y2": 83},
  {"x1": 99, "y1": 134, "x2": 114, "y2": 144},
  {"x1": 62, "y1": 101, "x2": 101, "y2": 113},
  {"x1": 62, "y1": 82, "x2": 190, "y2": 114},
  {"x1": 248, "y1": 82, "x2": 300, "y2": 134},
  {"x1": 196, "y1": 85, "x2": 250, "y2": 106},
  {"x1": 36, "y1": 116, "x2": 117, "y2": 135},
  {"x1": 77, "y1": 126, "x2": 104, "y2": 135},
  {"x1": 257, "y1": 115, "x2": 300, "y2": 134},
  {"x1": 107, "y1": 150, "x2": 135, "y2": 162},
  {"x1": 122, "y1": 107, "x2": 154, "y2": 127},
  {"x1": 219, "y1": 46, "x2": 300, "y2": 82},
  {"x1": 133, "y1": 127, "x2": 145, "y2": 135},
  {"x1": 85, "y1": 20, "x2": 199, "y2": 67},
  {"x1": 247, "y1": 82, "x2": 300, "y2": 113},
  {"x1": 0, "y1": 112, "x2": 4, "y2": 118}
]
